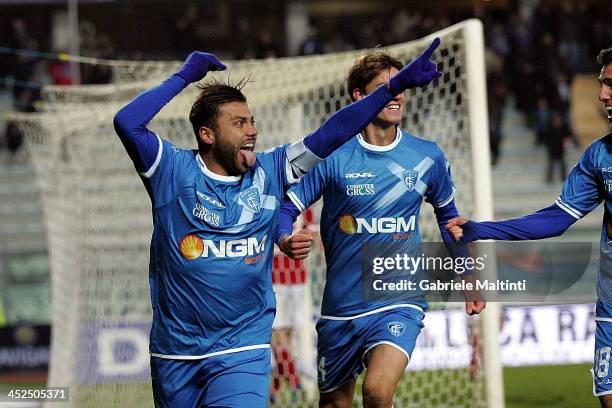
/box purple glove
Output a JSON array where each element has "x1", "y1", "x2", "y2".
[
  {"x1": 175, "y1": 52, "x2": 227, "y2": 84},
  {"x1": 388, "y1": 37, "x2": 442, "y2": 93}
]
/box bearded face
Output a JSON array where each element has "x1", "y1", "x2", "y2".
[{"x1": 199, "y1": 101, "x2": 258, "y2": 176}]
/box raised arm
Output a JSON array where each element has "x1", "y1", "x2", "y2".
[
  {"x1": 113, "y1": 52, "x2": 226, "y2": 173},
  {"x1": 286, "y1": 38, "x2": 443, "y2": 177}
]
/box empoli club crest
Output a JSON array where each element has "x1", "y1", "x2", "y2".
[
  {"x1": 403, "y1": 169, "x2": 418, "y2": 192},
  {"x1": 238, "y1": 187, "x2": 262, "y2": 214},
  {"x1": 387, "y1": 321, "x2": 406, "y2": 337}
]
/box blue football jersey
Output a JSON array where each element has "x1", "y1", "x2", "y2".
[
  {"x1": 556, "y1": 133, "x2": 612, "y2": 308},
  {"x1": 141, "y1": 136, "x2": 293, "y2": 358},
  {"x1": 287, "y1": 128, "x2": 455, "y2": 317}
]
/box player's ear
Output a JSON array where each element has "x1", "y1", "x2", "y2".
[
  {"x1": 198, "y1": 126, "x2": 214, "y2": 146},
  {"x1": 352, "y1": 88, "x2": 365, "y2": 101}
]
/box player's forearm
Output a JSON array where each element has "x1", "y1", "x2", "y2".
[
  {"x1": 465, "y1": 204, "x2": 577, "y2": 241},
  {"x1": 303, "y1": 84, "x2": 395, "y2": 158},
  {"x1": 435, "y1": 200, "x2": 461, "y2": 244},
  {"x1": 113, "y1": 75, "x2": 186, "y2": 171},
  {"x1": 278, "y1": 199, "x2": 301, "y2": 242},
  {"x1": 435, "y1": 200, "x2": 472, "y2": 274}
]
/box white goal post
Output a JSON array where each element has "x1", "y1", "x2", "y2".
[{"x1": 11, "y1": 19, "x2": 503, "y2": 408}]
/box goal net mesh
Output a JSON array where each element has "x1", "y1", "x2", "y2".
[{"x1": 13, "y1": 21, "x2": 486, "y2": 408}]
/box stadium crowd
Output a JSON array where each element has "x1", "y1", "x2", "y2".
[
  {"x1": 1, "y1": 17, "x2": 115, "y2": 158},
  {"x1": 1, "y1": 0, "x2": 611, "y2": 164}
]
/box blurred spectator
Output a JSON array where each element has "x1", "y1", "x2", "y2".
[
  {"x1": 535, "y1": 97, "x2": 550, "y2": 146},
  {"x1": 544, "y1": 111, "x2": 571, "y2": 184},
  {"x1": 5, "y1": 121, "x2": 23, "y2": 154},
  {"x1": 556, "y1": 2, "x2": 583, "y2": 73},
  {"x1": 8, "y1": 18, "x2": 33, "y2": 50},
  {"x1": 79, "y1": 21, "x2": 115, "y2": 84},
  {"x1": 488, "y1": 73, "x2": 508, "y2": 166},
  {"x1": 507, "y1": 12, "x2": 531, "y2": 96},
  {"x1": 299, "y1": 25, "x2": 324, "y2": 56},
  {"x1": 11, "y1": 41, "x2": 39, "y2": 104},
  {"x1": 48, "y1": 58, "x2": 72, "y2": 86},
  {"x1": 255, "y1": 29, "x2": 281, "y2": 59},
  {"x1": 553, "y1": 72, "x2": 579, "y2": 146},
  {"x1": 173, "y1": 3, "x2": 198, "y2": 57},
  {"x1": 234, "y1": 17, "x2": 257, "y2": 59},
  {"x1": 489, "y1": 22, "x2": 511, "y2": 65},
  {"x1": 388, "y1": 10, "x2": 418, "y2": 45}
]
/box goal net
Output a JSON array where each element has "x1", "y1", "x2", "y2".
[{"x1": 12, "y1": 19, "x2": 499, "y2": 408}]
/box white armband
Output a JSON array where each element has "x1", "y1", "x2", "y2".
[{"x1": 285, "y1": 139, "x2": 322, "y2": 183}]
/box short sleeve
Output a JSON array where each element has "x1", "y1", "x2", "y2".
[
  {"x1": 557, "y1": 142, "x2": 604, "y2": 219},
  {"x1": 425, "y1": 146, "x2": 455, "y2": 208}
]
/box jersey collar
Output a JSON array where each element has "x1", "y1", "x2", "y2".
[
  {"x1": 357, "y1": 127, "x2": 402, "y2": 152},
  {"x1": 196, "y1": 154, "x2": 242, "y2": 183}
]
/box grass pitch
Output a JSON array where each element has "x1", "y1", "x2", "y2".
[{"x1": 0, "y1": 364, "x2": 600, "y2": 407}]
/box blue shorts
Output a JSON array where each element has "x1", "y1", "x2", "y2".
[
  {"x1": 593, "y1": 302, "x2": 612, "y2": 396},
  {"x1": 315, "y1": 306, "x2": 424, "y2": 393},
  {"x1": 151, "y1": 348, "x2": 271, "y2": 407}
]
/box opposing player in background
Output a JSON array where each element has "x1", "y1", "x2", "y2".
[
  {"x1": 279, "y1": 45, "x2": 485, "y2": 408},
  {"x1": 446, "y1": 47, "x2": 612, "y2": 408},
  {"x1": 113, "y1": 44, "x2": 442, "y2": 408}
]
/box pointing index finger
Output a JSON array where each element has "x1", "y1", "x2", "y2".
[{"x1": 420, "y1": 37, "x2": 441, "y2": 60}]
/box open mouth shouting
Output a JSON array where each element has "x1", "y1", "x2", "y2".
[{"x1": 239, "y1": 140, "x2": 257, "y2": 168}]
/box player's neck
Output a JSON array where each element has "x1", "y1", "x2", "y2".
[
  {"x1": 200, "y1": 154, "x2": 224, "y2": 175},
  {"x1": 199, "y1": 152, "x2": 236, "y2": 178},
  {"x1": 362, "y1": 124, "x2": 397, "y2": 146}
]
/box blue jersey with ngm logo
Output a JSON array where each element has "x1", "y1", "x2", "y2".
[
  {"x1": 287, "y1": 128, "x2": 455, "y2": 317},
  {"x1": 555, "y1": 133, "x2": 612, "y2": 309},
  {"x1": 142, "y1": 137, "x2": 292, "y2": 358}
]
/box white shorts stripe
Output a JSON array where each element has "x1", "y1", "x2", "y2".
[
  {"x1": 319, "y1": 304, "x2": 424, "y2": 321},
  {"x1": 150, "y1": 344, "x2": 270, "y2": 360}
]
